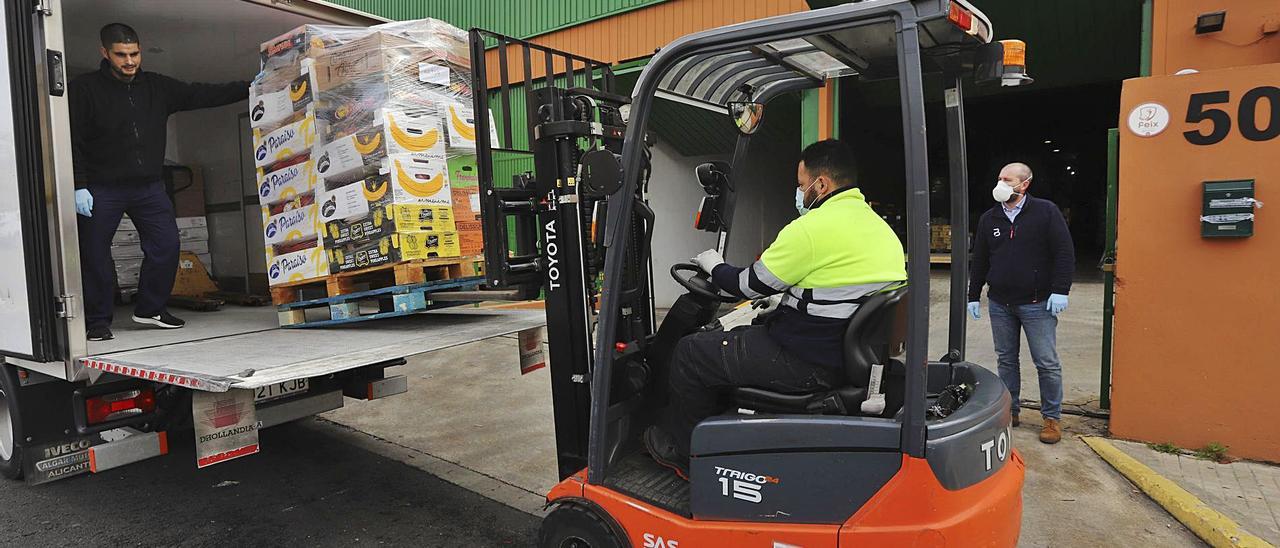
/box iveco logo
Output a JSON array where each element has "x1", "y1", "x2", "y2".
[{"x1": 43, "y1": 439, "x2": 91, "y2": 459}]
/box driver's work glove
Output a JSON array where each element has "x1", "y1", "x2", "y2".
[{"x1": 691, "y1": 249, "x2": 725, "y2": 275}]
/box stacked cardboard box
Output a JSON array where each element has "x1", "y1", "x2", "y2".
[
  {"x1": 251, "y1": 19, "x2": 493, "y2": 282},
  {"x1": 112, "y1": 215, "x2": 212, "y2": 290},
  {"x1": 930, "y1": 223, "x2": 952, "y2": 252}
]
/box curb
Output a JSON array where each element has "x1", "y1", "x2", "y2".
[{"x1": 1081, "y1": 436, "x2": 1274, "y2": 548}]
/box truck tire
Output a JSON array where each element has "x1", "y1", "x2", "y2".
[
  {"x1": 538, "y1": 503, "x2": 624, "y2": 548},
  {"x1": 0, "y1": 365, "x2": 26, "y2": 480}
]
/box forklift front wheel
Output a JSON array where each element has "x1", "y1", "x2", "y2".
[
  {"x1": 539, "y1": 502, "x2": 624, "y2": 548},
  {"x1": 0, "y1": 366, "x2": 26, "y2": 480}
]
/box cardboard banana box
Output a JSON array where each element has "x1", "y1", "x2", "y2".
[
  {"x1": 455, "y1": 220, "x2": 484, "y2": 257},
  {"x1": 384, "y1": 153, "x2": 452, "y2": 206},
  {"x1": 250, "y1": 70, "x2": 316, "y2": 130},
  {"x1": 310, "y1": 27, "x2": 470, "y2": 93},
  {"x1": 315, "y1": 124, "x2": 385, "y2": 183},
  {"x1": 252, "y1": 113, "x2": 317, "y2": 169},
  {"x1": 322, "y1": 204, "x2": 456, "y2": 248},
  {"x1": 327, "y1": 230, "x2": 461, "y2": 273},
  {"x1": 446, "y1": 155, "x2": 478, "y2": 188},
  {"x1": 382, "y1": 109, "x2": 446, "y2": 156},
  {"x1": 262, "y1": 194, "x2": 322, "y2": 247},
  {"x1": 451, "y1": 185, "x2": 480, "y2": 223},
  {"x1": 316, "y1": 174, "x2": 394, "y2": 224},
  {"x1": 267, "y1": 238, "x2": 331, "y2": 286},
  {"x1": 443, "y1": 102, "x2": 500, "y2": 150},
  {"x1": 257, "y1": 156, "x2": 318, "y2": 205}
]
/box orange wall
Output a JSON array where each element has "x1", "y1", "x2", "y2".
[
  {"x1": 485, "y1": 0, "x2": 808, "y2": 85},
  {"x1": 1151, "y1": 0, "x2": 1280, "y2": 76},
  {"x1": 1112, "y1": 63, "x2": 1280, "y2": 461}
]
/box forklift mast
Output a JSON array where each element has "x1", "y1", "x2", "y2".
[{"x1": 469, "y1": 31, "x2": 655, "y2": 479}]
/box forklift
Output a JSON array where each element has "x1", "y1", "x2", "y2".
[{"x1": 469, "y1": 1, "x2": 1031, "y2": 545}]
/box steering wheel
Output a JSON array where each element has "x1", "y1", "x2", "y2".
[{"x1": 670, "y1": 263, "x2": 739, "y2": 303}]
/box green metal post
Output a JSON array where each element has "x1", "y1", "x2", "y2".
[
  {"x1": 800, "y1": 88, "x2": 820, "y2": 147},
  {"x1": 1100, "y1": 128, "x2": 1119, "y2": 410}
]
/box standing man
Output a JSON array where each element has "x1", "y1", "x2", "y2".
[
  {"x1": 643, "y1": 139, "x2": 907, "y2": 479},
  {"x1": 968, "y1": 162, "x2": 1075, "y2": 444},
  {"x1": 71, "y1": 23, "x2": 248, "y2": 341}
]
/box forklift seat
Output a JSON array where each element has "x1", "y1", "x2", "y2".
[{"x1": 731, "y1": 286, "x2": 908, "y2": 416}]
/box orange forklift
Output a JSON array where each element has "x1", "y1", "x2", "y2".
[{"x1": 469, "y1": 1, "x2": 1030, "y2": 545}]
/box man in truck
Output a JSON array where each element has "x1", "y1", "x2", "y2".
[{"x1": 71, "y1": 23, "x2": 249, "y2": 341}]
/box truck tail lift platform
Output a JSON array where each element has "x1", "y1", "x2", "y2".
[{"x1": 470, "y1": 0, "x2": 1032, "y2": 545}]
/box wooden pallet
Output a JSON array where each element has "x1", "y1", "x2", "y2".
[{"x1": 269, "y1": 256, "x2": 485, "y2": 327}]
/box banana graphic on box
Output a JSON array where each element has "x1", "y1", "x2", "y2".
[
  {"x1": 316, "y1": 125, "x2": 385, "y2": 182},
  {"x1": 248, "y1": 72, "x2": 314, "y2": 130},
  {"x1": 387, "y1": 154, "x2": 451, "y2": 205},
  {"x1": 385, "y1": 110, "x2": 443, "y2": 155},
  {"x1": 446, "y1": 103, "x2": 500, "y2": 149}
]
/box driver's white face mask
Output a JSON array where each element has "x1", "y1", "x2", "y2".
[{"x1": 796, "y1": 177, "x2": 820, "y2": 215}]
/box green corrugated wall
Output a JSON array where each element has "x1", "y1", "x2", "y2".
[{"x1": 329, "y1": 0, "x2": 671, "y2": 39}]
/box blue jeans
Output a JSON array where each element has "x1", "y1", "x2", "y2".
[{"x1": 989, "y1": 300, "x2": 1062, "y2": 420}]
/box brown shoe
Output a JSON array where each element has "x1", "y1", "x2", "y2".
[
  {"x1": 1012, "y1": 415, "x2": 1021, "y2": 427},
  {"x1": 1040, "y1": 418, "x2": 1062, "y2": 444}
]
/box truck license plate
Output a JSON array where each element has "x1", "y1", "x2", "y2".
[{"x1": 253, "y1": 379, "x2": 309, "y2": 403}]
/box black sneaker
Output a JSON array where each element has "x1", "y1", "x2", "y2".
[
  {"x1": 132, "y1": 311, "x2": 185, "y2": 329},
  {"x1": 87, "y1": 326, "x2": 114, "y2": 341},
  {"x1": 643, "y1": 426, "x2": 690, "y2": 481}
]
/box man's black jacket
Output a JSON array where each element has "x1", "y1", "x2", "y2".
[
  {"x1": 70, "y1": 60, "x2": 247, "y2": 187},
  {"x1": 968, "y1": 195, "x2": 1075, "y2": 306}
]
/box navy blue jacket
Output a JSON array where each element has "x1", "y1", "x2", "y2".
[{"x1": 968, "y1": 195, "x2": 1075, "y2": 306}]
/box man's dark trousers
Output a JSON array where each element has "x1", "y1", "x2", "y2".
[
  {"x1": 77, "y1": 181, "x2": 178, "y2": 330},
  {"x1": 659, "y1": 324, "x2": 840, "y2": 457}
]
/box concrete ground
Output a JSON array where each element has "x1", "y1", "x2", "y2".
[
  {"x1": 1110, "y1": 439, "x2": 1280, "y2": 544},
  {"x1": 928, "y1": 270, "x2": 1106, "y2": 413},
  {"x1": 322, "y1": 315, "x2": 1202, "y2": 546}
]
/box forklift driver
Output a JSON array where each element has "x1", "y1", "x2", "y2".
[{"x1": 644, "y1": 139, "x2": 908, "y2": 479}]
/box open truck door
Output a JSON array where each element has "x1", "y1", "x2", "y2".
[{"x1": 0, "y1": 0, "x2": 84, "y2": 373}]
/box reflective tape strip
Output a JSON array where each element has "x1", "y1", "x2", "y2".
[{"x1": 79, "y1": 358, "x2": 230, "y2": 392}]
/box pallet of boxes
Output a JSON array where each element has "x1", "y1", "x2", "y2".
[{"x1": 249, "y1": 19, "x2": 493, "y2": 327}]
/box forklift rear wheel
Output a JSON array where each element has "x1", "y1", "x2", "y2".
[
  {"x1": 0, "y1": 366, "x2": 26, "y2": 480},
  {"x1": 538, "y1": 503, "x2": 623, "y2": 548}
]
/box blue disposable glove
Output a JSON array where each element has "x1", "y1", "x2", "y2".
[
  {"x1": 1047, "y1": 293, "x2": 1068, "y2": 316},
  {"x1": 967, "y1": 301, "x2": 981, "y2": 320},
  {"x1": 75, "y1": 188, "x2": 93, "y2": 217}
]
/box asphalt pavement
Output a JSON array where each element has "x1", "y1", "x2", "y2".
[{"x1": 0, "y1": 419, "x2": 539, "y2": 547}]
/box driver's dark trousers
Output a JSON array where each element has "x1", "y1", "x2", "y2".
[{"x1": 659, "y1": 324, "x2": 840, "y2": 458}]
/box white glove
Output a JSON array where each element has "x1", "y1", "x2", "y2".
[{"x1": 692, "y1": 248, "x2": 725, "y2": 275}]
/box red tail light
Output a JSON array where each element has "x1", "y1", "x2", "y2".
[
  {"x1": 948, "y1": 3, "x2": 973, "y2": 31},
  {"x1": 85, "y1": 388, "x2": 156, "y2": 425}
]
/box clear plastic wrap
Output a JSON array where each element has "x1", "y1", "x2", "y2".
[{"x1": 250, "y1": 19, "x2": 487, "y2": 285}]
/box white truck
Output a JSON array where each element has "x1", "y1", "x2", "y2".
[{"x1": 0, "y1": 0, "x2": 540, "y2": 483}]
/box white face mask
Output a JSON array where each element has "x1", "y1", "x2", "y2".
[
  {"x1": 992, "y1": 176, "x2": 1029, "y2": 203},
  {"x1": 795, "y1": 177, "x2": 820, "y2": 215}
]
